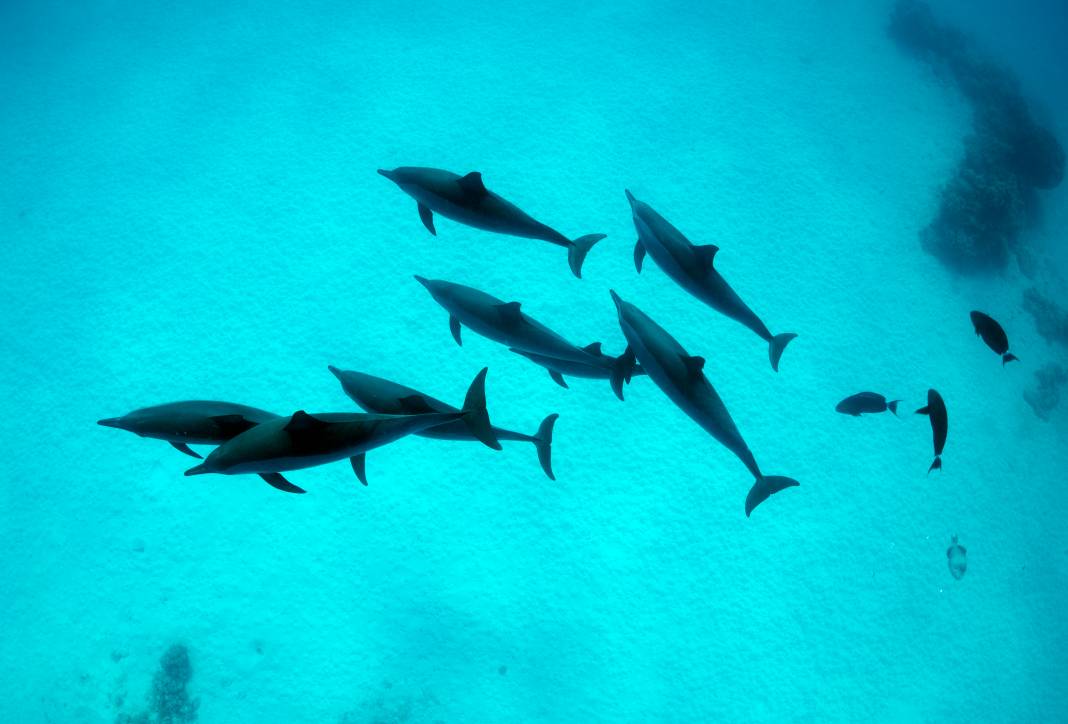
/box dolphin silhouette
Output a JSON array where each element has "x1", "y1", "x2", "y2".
[
  {"x1": 626, "y1": 190, "x2": 796, "y2": 371},
  {"x1": 98, "y1": 401, "x2": 280, "y2": 458},
  {"x1": 185, "y1": 369, "x2": 501, "y2": 492},
  {"x1": 610, "y1": 290, "x2": 798, "y2": 516},
  {"x1": 379, "y1": 166, "x2": 605, "y2": 278},
  {"x1": 414, "y1": 276, "x2": 592, "y2": 364},
  {"x1": 329, "y1": 365, "x2": 558, "y2": 480}
]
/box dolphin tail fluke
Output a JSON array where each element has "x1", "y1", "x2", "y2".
[
  {"x1": 745, "y1": 475, "x2": 799, "y2": 517},
  {"x1": 928, "y1": 456, "x2": 942, "y2": 474},
  {"x1": 566, "y1": 234, "x2": 606, "y2": 279},
  {"x1": 533, "y1": 413, "x2": 559, "y2": 480},
  {"x1": 769, "y1": 333, "x2": 797, "y2": 372},
  {"x1": 1003, "y1": 353, "x2": 1019, "y2": 365},
  {"x1": 461, "y1": 367, "x2": 502, "y2": 450},
  {"x1": 887, "y1": 400, "x2": 901, "y2": 416},
  {"x1": 609, "y1": 347, "x2": 637, "y2": 401}
]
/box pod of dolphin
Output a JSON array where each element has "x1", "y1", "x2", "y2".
[{"x1": 98, "y1": 166, "x2": 1021, "y2": 519}]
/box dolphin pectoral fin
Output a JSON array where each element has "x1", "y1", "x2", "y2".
[
  {"x1": 681, "y1": 355, "x2": 706, "y2": 379},
  {"x1": 566, "y1": 234, "x2": 606, "y2": 279},
  {"x1": 582, "y1": 342, "x2": 603, "y2": 356},
  {"x1": 418, "y1": 203, "x2": 436, "y2": 235},
  {"x1": 350, "y1": 454, "x2": 368, "y2": 486},
  {"x1": 549, "y1": 369, "x2": 568, "y2": 388},
  {"x1": 495, "y1": 302, "x2": 524, "y2": 327},
  {"x1": 633, "y1": 240, "x2": 646, "y2": 273},
  {"x1": 169, "y1": 441, "x2": 202, "y2": 459},
  {"x1": 915, "y1": 405, "x2": 930, "y2": 415},
  {"x1": 768, "y1": 333, "x2": 797, "y2": 372},
  {"x1": 449, "y1": 315, "x2": 463, "y2": 346},
  {"x1": 533, "y1": 413, "x2": 559, "y2": 481},
  {"x1": 457, "y1": 171, "x2": 489, "y2": 198},
  {"x1": 260, "y1": 473, "x2": 306, "y2": 494},
  {"x1": 745, "y1": 475, "x2": 799, "y2": 517},
  {"x1": 694, "y1": 244, "x2": 719, "y2": 273}
]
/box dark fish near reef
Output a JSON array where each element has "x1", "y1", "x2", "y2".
[
  {"x1": 378, "y1": 167, "x2": 605, "y2": 278},
  {"x1": 970, "y1": 311, "x2": 1018, "y2": 365},
  {"x1": 414, "y1": 276, "x2": 592, "y2": 364},
  {"x1": 610, "y1": 290, "x2": 798, "y2": 517},
  {"x1": 184, "y1": 369, "x2": 501, "y2": 493},
  {"x1": 626, "y1": 190, "x2": 796, "y2": 371},
  {"x1": 947, "y1": 535, "x2": 967, "y2": 580},
  {"x1": 329, "y1": 365, "x2": 558, "y2": 480},
  {"x1": 508, "y1": 342, "x2": 647, "y2": 400},
  {"x1": 916, "y1": 388, "x2": 948, "y2": 473},
  {"x1": 835, "y1": 392, "x2": 900, "y2": 417},
  {"x1": 98, "y1": 401, "x2": 281, "y2": 459}
]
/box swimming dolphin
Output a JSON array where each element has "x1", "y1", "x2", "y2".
[
  {"x1": 916, "y1": 388, "x2": 948, "y2": 473},
  {"x1": 835, "y1": 392, "x2": 901, "y2": 416},
  {"x1": 970, "y1": 311, "x2": 1018, "y2": 365},
  {"x1": 329, "y1": 365, "x2": 558, "y2": 479},
  {"x1": 378, "y1": 166, "x2": 606, "y2": 278},
  {"x1": 185, "y1": 368, "x2": 501, "y2": 493},
  {"x1": 609, "y1": 290, "x2": 798, "y2": 516},
  {"x1": 626, "y1": 190, "x2": 797, "y2": 371},
  {"x1": 98, "y1": 401, "x2": 281, "y2": 458},
  {"x1": 508, "y1": 343, "x2": 648, "y2": 400},
  {"x1": 414, "y1": 276, "x2": 592, "y2": 364}
]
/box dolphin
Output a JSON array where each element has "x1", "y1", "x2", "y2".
[
  {"x1": 609, "y1": 290, "x2": 798, "y2": 516},
  {"x1": 626, "y1": 190, "x2": 797, "y2": 371},
  {"x1": 916, "y1": 388, "x2": 948, "y2": 474},
  {"x1": 185, "y1": 368, "x2": 501, "y2": 493},
  {"x1": 970, "y1": 311, "x2": 1018, "y2": 365},
  {"x1": 414, "y1": 276, "x2": 592, "y2": 364},
  {"x1": 508, "y1": 343, "x2": 648, "y2": 400},
  {"x1": 329, "y1": 365, "x2": 558, "y2": 480},
  {"x1": 378, "y1": 166, "x2": 605, "y2": 278},
  {"x1": 97, "y1": 401, "x2": 281, "y2": 458},
  {"x1": 835, "y1": 392, "x2": 901, "y2": 416}
]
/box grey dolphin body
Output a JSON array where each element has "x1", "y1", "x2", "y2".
[
  {"x1": 508, "y1": 343, "x2": 648, "y2": 400},
  {"x1": 185, "y1": 369, "x2": 501, "y2": 493},
  {"x1": 414, "y1": 276, "x2": 592, "y2": 364},
  {"x1": 378, "y1": 167, "x2": 605, "y2": 278},
  {"x1": 98, "y1": 401, "x2": 281, "y2": 459},
  {"x1": 626, "y1": 190, "x2": 797, "y2": 371},
  {"x1": 329, "y1": 365, "x2": 558, "y2": 480},
  {"x1": 835, "y1": 392, "x2": 901, "y2": 416},
  {"x1": 610, "y1": 290, "x2": 798, "y2": 516}
]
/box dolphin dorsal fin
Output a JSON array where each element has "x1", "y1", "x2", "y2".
[
  {"x1": 694, "y1": 244, "x2": 719, "y2": 272},
  {"x1": 284, "y1": 410, "x2": 328, "y2": 436},
  {"x1": 681, "y1": 355, "x2": 706, "y2": 378},
  {"x1": 582, "y1": 342, "x2": 603, "y2": 356},
  {"x1": 398, "y1": 395, "x2": 435, "y2": 414},
  {"x1": 458, "y1": 171, "x2": 489, "y2": 198},
  {"x1": 496, "y1": 302, "x2": 523, "y2": 326}
]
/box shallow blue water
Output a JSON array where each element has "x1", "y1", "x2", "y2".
[{"x1": 2, "y1": 1, "x2": 1067, "y2": 722}]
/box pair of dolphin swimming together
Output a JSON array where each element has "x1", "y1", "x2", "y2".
[
  {"x1": 380, "y1": 169, "x2": 797, "y2": 373},
  {"x1": 99, "y1": 367, "x2": 561, "y2": 491}
]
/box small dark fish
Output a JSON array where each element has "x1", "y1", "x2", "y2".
[
  {"x1": 915, "y1": 389, "x2": 948, "y2": 473},
  {"x1": 835, "y1": 392, "x2": 900, "y2": 416},
  {"x1": 970, "y1": 311, "x2": 1018, "y2": 365},
  {"x1": 947, "y1": 535, "x2": 967, "y2": 580}
]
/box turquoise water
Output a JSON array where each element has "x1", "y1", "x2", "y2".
[{"x1": 3, "y1": 1, "x2": 1067, "y2": 721}]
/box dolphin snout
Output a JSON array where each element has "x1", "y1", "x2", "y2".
[
  {"x1": 609, "y1": 289, "x2": 624, "y2": 309},
  {"x1": 413, "y1": 274, "x2": 432, "y2": 289},
  {"x1": 184, "y1": 464, "x2": 209, "y2": 476},
  {"x1": 377, "y1": 168, "x2": 396, "y2": 181},
  {"x1": 97, "y1": 417, "x2": 123, "y2": 429},
  {"x1": 327, "y1": 365, "x2": 345, "y2": 380},
  {"x1": 624, "y1": 189, "x2": 637, "y2": 204}
]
